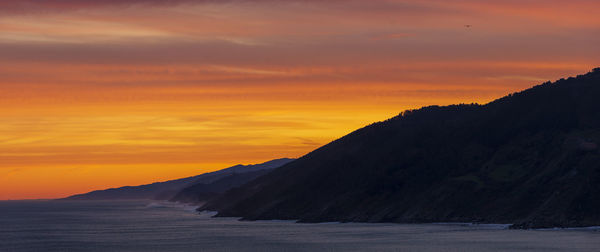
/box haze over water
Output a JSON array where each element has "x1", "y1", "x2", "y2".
[{"x1": 1, "y1": 200, "x2": 598, "y2": 252}]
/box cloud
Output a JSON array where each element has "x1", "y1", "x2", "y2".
[
  {"x1": 370, "y1": 33, "x2": 415, "y2": 41},
  {"x1": 1, "y1": 0, "x2": 599, "y2": 199},
  {"x1": 0, "y1": 0, "x2": 336, "y2": 14},
  {"x1": 0, "y1": 0, "x2": 199, "y2": 11},
  {"x1": 1, "y1": 28, "x2": 597, "y2": 67}
]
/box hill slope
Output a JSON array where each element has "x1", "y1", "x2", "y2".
[
  {"x1": 201, "y1": 68, "x2": 600, "y2": 229},
  {"x1": 64, "y1": 158, "x2": 294, "y2": 200},
  {"x1": 169, "y1": 169, "x2": 273, "y2": 204}
]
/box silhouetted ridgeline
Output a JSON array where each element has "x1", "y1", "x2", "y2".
[
  {"x1": 63, "y1": 158, "x2": 294, "y2": 201},
  {"x1": 200, "y1": 68, "x2": 600, "y2": 229},
  {"x1": 169, "y1": 169, "x2": 272, "y2": 204}
]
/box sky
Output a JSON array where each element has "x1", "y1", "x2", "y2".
[{"x1": 1, "y1": 0, "x2": 599, "y2": 200}]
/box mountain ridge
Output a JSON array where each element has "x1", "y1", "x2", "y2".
[
  {"x1": 63, "y1": 158, "x2": 294, "y2": 201},
  {"x1": 200, "y1": 68, "x2": 600, "y2": 229}
]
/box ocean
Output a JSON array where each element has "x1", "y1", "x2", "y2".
[{"x1": 0, "y1": 200, "x2": 598, "y2": 252}]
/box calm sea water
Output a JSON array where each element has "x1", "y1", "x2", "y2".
[{"x1": 0, "y1": 200, "x2": 598, "y2": 252}]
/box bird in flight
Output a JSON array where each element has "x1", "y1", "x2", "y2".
[{"x1": 464, "y1": 25, "x2": 472, "y2": 28}]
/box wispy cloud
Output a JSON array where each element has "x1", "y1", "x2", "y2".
[{"x1": 1, "y1": 0, "x2": 599, "y2": 199}]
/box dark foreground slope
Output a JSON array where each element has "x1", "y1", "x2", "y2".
[
  {"x1": 201, "y1": 69, "x2": 600, "y2": 229},
  {"x1": 64, "y1": 158, "x2": 293, "y2": 200},
  {"x1": 169, "y1": 169, "x2": 272, "y2": 204}
]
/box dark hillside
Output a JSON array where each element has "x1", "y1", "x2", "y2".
[
  {"x1": 201, "y1": 68, "x2": 600, "y2": 229},
  {"x1": 64, "y1": 158, "x2": 293, "y2": 201},
  {"x1": 169, "y1": 170, "x2": 272, "y2": 204}
]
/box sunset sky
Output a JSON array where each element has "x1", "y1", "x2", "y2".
[{"x1": 1, "y1": 0, "x2": 599, "y2": 199}]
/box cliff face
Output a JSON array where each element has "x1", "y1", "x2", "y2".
[{"x1": 201, "y1": 69, "x2": 600, "y2": 229}]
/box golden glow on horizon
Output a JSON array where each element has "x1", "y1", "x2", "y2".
[{"x1": 0, "y1": 0, "x2": 599, "y2": 199}]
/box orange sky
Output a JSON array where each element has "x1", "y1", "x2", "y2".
[{"x1": 1, "y1": 0, "x2": 599, "y2": 200}]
